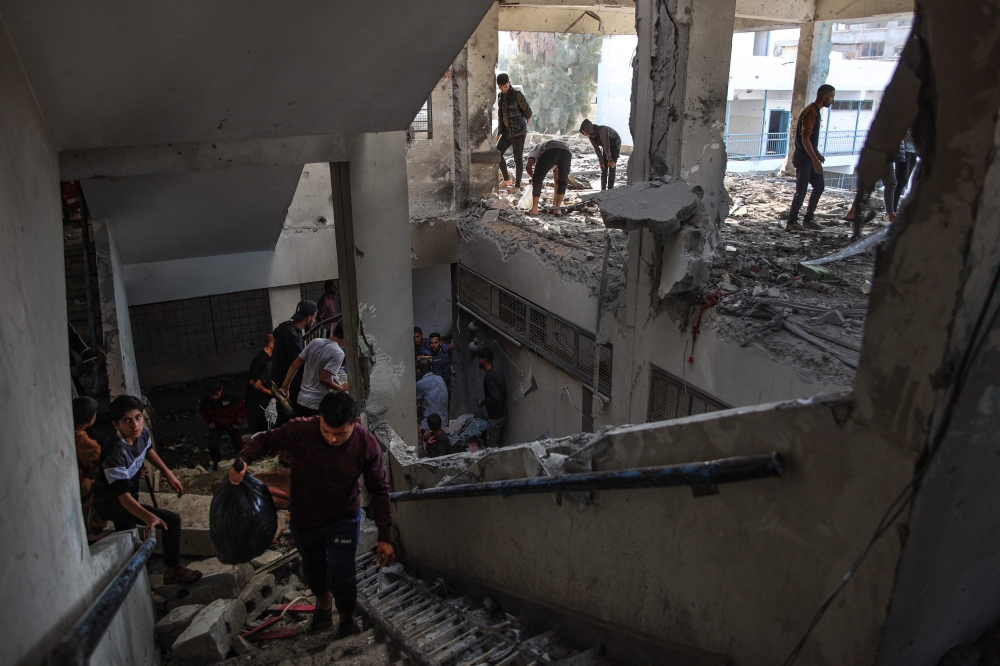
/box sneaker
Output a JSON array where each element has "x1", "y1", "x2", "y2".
[
  {"x1": 803, "y1": 219, "x2": 823, "y2": 230},
  {"x1": 338, "y1": 618, "x2": 361, "y2": 638},
  {"x1": 311, "y1": 607, "x2": 333, "y2": 632},
  {"x1": 785, "y1": 222, "x2": 801, "y2": 232}
]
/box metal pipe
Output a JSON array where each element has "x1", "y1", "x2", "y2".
[
  {"x1": 391, "y1": 453, "x2": 784, "y2": 503},
  {"x1": 78, "y1": 199, "x2": 100, "y2": 394},
  {"x1": 51, "y1": 536, "x2": 157, "y2": 665},
  {"x1": 357, "y1": 593, "x2": 438, "y2": 666}
]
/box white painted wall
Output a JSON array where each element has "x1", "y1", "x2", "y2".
[
  {"x1": 596, "y1": 35, "x2": 638, "y2": 146},
  {"x1": 0, "y1": 22, "x2": 152, "y2": 664},
  {"x1": 94, "y1": 220, "x2": 142, "y2": 398},
  {"x1": 268, "y1": 285, "x2": 303, "y2": 331},
  {"x1": 412, "y1": 265, "x2": 454, "y2": 339}
]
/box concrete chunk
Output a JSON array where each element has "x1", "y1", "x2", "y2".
[
  {"x1": 187, "y1": 557, "x2": 253, "y2": 600},
  {"x1": 155, "y1": 604, "x2": 204, "y2": 649},
  {"x1": 171, "y1": 599, "x2": 247, "y2": 665},
  {"x1": 823, "y1": 310, "x2": 846, "y2": 326},
  {"x1": 249, "y1": 550, "x2": 283, "y2": 570},
  {"x1": 238, "y1": 573, "x2": 276, "y2": 619},
  {"x1": 596, "y1": 181, "x2": 702, "y2": 233}
]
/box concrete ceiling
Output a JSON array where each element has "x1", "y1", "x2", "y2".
[
  {"x1": 0, "y1": 0, "x2": 494, "y2": 151},
  {"x1": 82, "y1": 165, "x2": 303, "y2": 264}
]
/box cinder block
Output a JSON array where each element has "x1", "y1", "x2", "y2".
[
  {"x1": 238, "y1": 573, "x2": 276, "y2": 619},
  {"x1": 187, "y1": 557, "x2": 253, "y2": 600},
  {"x1": 171, "y1": 599, "x2": 247, "y2": 665},
  {"x1": 155, "y1": 604, "x2": 204, "y2": 649}
]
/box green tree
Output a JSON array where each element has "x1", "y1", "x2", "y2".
[{"x1": 507, "y1": 33, "x2": 601, "y2": 135}]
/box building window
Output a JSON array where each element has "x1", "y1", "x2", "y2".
[
  {"x1": 409, "y1": 98, "x2": 432, "y2": 140},
  {"x1": 129, "y1": 289, "x2": 272, "y2": 368},
  {"x1": 895, "y1": 19, "x2": 913, "y2": 28},
  {"x1": 859, "y1": 41, "x2": 885, "y2": 58},
  {"x1": 831, "y1": 100, "x2": 874, "y2": 111},
  {"x1": 457, "y1": 265, "x2": 612, "y2": 395},
  {"x1": 647, "y1": 365, "x2": 728, "y2": 423}
]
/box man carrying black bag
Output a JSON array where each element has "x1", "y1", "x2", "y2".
[{"x1": 229, "y1": 391, "x2": 395, "y2": 636}]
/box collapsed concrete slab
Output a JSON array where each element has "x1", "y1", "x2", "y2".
[
  {"x1": 171, "y1": 598, "x2": 247, "y2": 665},
  {"x1": 595, "y1": 180, "x2": 702, "y2": 234},
  {"x1": 155, "y1": 604, "x2": 204, "y2": 649},
  {"x1": 156, "y1": 557, "x2": 254, "y2": 611}
]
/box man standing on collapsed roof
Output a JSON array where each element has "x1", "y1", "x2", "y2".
[
  {"x1": 495, "y1": 72, "x2": 533, "y2": 193},
  {"x1": 787, "y1": 84, "x2": 836, "y2": 231}
]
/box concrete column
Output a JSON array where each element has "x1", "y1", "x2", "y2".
[
  {"x1": 93, "y1": 221, "x2": 141, "y2": 399},
  {"x1": 781, "y1": 20, "x2": 833, "y2": 174},
  {"x1": 267, "y1": 285, "x2": 301, "y2": 331},
  {"x1": 342, "y1": 133, "x2": 419, "y2": 444},
  {"x1": 465, "y1": 4, "x2": 500, "y2": 201}
]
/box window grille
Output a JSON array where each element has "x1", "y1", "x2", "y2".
[
  {"x1": 859, "y1": 41, "x2": 885, "y2": 58},
  {"x1": 410, "y1": 99, "x2": 432, "y2": 140},
  {"x1": 129, "y1": 289, "x2": 272, "y2": 368},
  {"x1": 457, "y1": 265, "x2": 612, "y2": 395},
  {"x1": 647, "y1": 365, "x2": 728, "y2": 423},
  {"x1": 831, "y1": 100, "x2": 874, "y2": 111}
]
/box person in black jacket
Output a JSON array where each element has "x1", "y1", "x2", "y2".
[
  {"x1": 580, "y1": 119, "x2": 621, "y2": 190},
  {"x1": 271, "y1": 300, "x2": 317, "y2": 425},
  {"x1": 495, "y1": 73, "x2": 533, "y2": 193},
  {"x1": 475, "y1": 347, "x2": 507, "y2": 448}
]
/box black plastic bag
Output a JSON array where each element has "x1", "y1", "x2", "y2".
[{"x1": 209, "y1": 460, "x2": 279, "y2": 564}]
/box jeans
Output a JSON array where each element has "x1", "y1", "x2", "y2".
[
  {"x1": 291, "y1": 514, "x2": 360, "y2": 615},
  {"x1": 102, "y1": 502, "x2": 183, "y2": 567},
  {"x1": 601, "y1": 138, "x2": 622, "y2": 190},
  {"x1": 788, "y1": 161, "x2": 826, "y2": 224},
  {"x1": 207, "y1": 426, "x2": 242, "y2": 465},
  {"x1": 497, "y1": 134, "x2": 526, "y2": 187}
]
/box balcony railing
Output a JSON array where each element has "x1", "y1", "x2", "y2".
[{"x1": 725, "y1": 129, "x2": 868, "y2": 160}]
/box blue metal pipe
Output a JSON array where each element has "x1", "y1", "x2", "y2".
[
  {"x1": 51, "y1": 535, "x2": 157, "y2": 666},
  {"x1": 390, "y1": 453, "x2": 784, "y2": 502}
]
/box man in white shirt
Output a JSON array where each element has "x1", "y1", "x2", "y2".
[{"x1": 280, "y1": 322, "x2": 349, "y2": 417}]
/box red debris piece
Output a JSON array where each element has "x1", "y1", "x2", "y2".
[{"x1": 252, "y1": 629, "x2": 297, "y2": 642}]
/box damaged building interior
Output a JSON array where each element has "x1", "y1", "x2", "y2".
[{"x1": 3, "y1": 0, "x2": 1000, "y2": 665}]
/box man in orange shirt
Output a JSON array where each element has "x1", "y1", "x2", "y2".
[{"x1": 787, "y1": 84, "x2": 836, "y2": 231}]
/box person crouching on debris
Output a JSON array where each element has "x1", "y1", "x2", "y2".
[
  {"x1": 422, "y1": 413, "x2": 453, "y2": 458},
  {"x1": 580, "y1": 119, "x2": 621, "y2": 190},
  {"x1": 93, "y1": 395, "x2": 203, "y2": 584},
  {"x1": 525, "y1": 138, "x2": 573, "y2": 216},
  {"x1": 229, "y1": 391, "x2": 395, "y2": 636},
  {"x1": 199, "y1": 383, "x2": 246, "y2": 471}
]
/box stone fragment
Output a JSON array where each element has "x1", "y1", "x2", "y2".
[
  {"x1": 232, "y1": 636, "x2": 257, "y2": 656},
  {"x1": 238, "y1": 573, "x2": 277, "y2": 618},
  {"x1": 249, "y1": 550, "x2": 283, "y2": 570},
  {"x1": 861, "y1": 280, "x2": 872, "y2": 294},
  {"x1": 187, "y1": 557, "x2": 253, "y2": 601},
  {"x1": 775, "y1": 274, "x2": 792, "y2": 286},
  {"x1": 595, "y1": 181, "x2": 703, "y2": 233},
  {"x1": 798, "y1": 263, "x2": 838, "y2": 282},
  {"x1": 766, "y1": 287, "x2": 781, "y2": 298},
  {"x1": 171, "y1": 599, "x2": 248, "y2": 665},
  {"x1": 155, "y1": 604, "x2": 204, "y2": 649},
  {"x1": 823, "y1": 310, "x2": 846, "y2": 326},
  {"x1": 719, "y1": 282, "x2": 738, "y2": 293},
  {"x1": 480, "y1": 209, "x2": 500, "y2": 224}
]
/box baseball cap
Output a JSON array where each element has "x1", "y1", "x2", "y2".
[{"x1": 292, "y1": 300, "x2": 318, "y2": 322}]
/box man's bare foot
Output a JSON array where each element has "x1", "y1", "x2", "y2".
[
  {"x1": 886, "y1": 212, "x2": 896, "y2": 222},
  {"x1": 528, "y1": 208, "x2": 538, "y2": 216},
  {"x1": 501, "y1": 179, "x2": 512, "y2": 188},
  {"x1": 552, "y1": 209, "x2": 562, "y2": 216}
]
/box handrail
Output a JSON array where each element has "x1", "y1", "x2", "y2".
[
  {"x1": 390, "y1": 452, "x2": 784, "y2": 502},
  {"x1": 51, "y1": 535, "x2": 157, "y2": 666}
]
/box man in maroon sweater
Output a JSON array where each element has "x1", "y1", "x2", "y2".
[{"x1": 229, "y1": 391, "x2": 395, "y2": 636}]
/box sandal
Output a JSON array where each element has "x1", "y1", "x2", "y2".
[{"x1": 164, "y1": 565, "x2": 203, "y2": 585}]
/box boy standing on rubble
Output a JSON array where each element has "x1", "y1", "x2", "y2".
[
  {"x1": 199, "y1": 383, "x2": 246, "y2": 471},
  {"x1": 496, "y1": 72, "x2": 533, "y2": 193},
  {"x1": 229, "y1": 391, "x2": 395, "y2": 636},
  {"x1": 94, "y1": 395, "x2": 203, "y2": 584}
]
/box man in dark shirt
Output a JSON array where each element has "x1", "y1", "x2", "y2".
[
  {"x1": 272, "y1": 300, "x2": 317, "y2": 424},
  {"x1": 475, "y1": 347, "x2": 507, "y2": 448},
  {"x1": 229, "y1": 391, "x2": 394, "y2": 636},
  {"x1": 496, "y1": 72, "x2": 533, "y2": 192},
  {"x1": 788, "y1": 84, "x2": 836, "y2": 231},
  {"x1": 246, "y1": 334, "x2": 274, "y2": 433},
  {"x1": 414, "y1": 327, "x2": 431, "y2": 361},
  {"x1": 421, "y1": 413, "x2": 453, "y2": 458},
  {"x1": 199, "y1": 384, "x2": 246, "y2": 471},
  {"x1": 580, "y1": 119, "x2": 622, "y2": 190},
  {"x1": 427, "y1": 332, "x2": 453, "y2": 404}
]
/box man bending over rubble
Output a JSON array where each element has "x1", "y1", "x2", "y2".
[
  {"x1": 788, "y1": 84, "x2": 836, "y2": 231},
  {"x1": 580, "y1": 119, "x2": 621, "y2": 190},
  {"x1": 525, "y1": 138, "x2": 572, "y2": 216},
  {"x1": 229, "y1": 391, "x2": 395, "y2": 636}
]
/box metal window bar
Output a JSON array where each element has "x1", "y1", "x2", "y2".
[
  {"x1": 410, "y1": 99, "x2": 432, "y2": 140},
  {"x1": 458, "y1": 265, "x2": 612, "y2": 395},
  {"x1": 647, "y1": 365, "x2": 728, "y2": 423}
]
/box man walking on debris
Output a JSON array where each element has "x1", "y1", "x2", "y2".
[
  {"x1": 246, "y1": 333, "x2": 274, "y2": 433},
  {"x1": 495, "y1": 72, "x2": 532, "y2": 193},
  {"x1": 525, "y1": 138, "x2": 573, "y2": 216},
  {"x1": 272, "y1": 300, "x2": 317, "y2": 424},
  {"x1": 580, "y1": 119, "x2": 621, "y2": 190},
  {"x1": 280, "y1": 321, "x2": 349, "y2": 417},
  {"x1": 230, "y1": 391, "x2": 395, "y2": 636},
  {"x1": 787, "y1": 84, "x2": 836, "y2": 231},
  {"x1": 476, "y1": 347, "x2": 507, "y2": 448}
]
